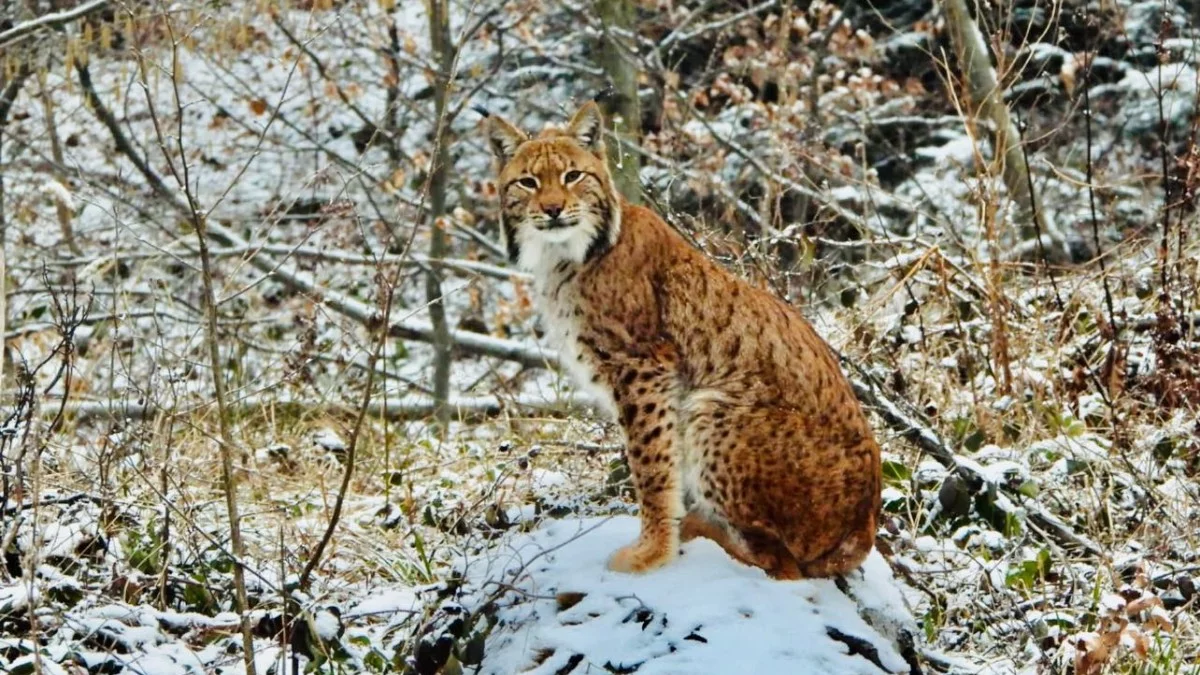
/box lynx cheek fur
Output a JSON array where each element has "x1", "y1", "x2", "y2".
[{"x1": 483, "y1": 102, "x2": 881, "y2": 579}]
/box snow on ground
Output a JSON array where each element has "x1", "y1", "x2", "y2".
[{"x1": 452, "y1": 516, "x2": 916, "y2": 675}]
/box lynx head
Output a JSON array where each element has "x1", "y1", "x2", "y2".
[{"x1": 483, "y1": 101, "x2": 622, "y2": 272}]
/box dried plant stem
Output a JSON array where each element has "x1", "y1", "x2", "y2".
[
  {"x1": 296, "y1": 284, "x2": 394, "y2": 589},
  {"x1": 1155, "y1": 42, "x2": 1173, "y2": 301},
  {"x1": 129, "y1": 20, "x2": 260, "y2": 672},
  {"x1": 1082, "y1": 64, "x2": 1117, "y2": 332},
  {"x1": 193, "y1": 211, "x2": 258, "y2": 675}
]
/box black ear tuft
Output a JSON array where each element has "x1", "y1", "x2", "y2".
[
  {"x1": 484, "y1": 115, "x2": 529, "y2": 164},
  {"x1": 471, "y1": 105, "x2": 491, "y2": 119},
  {"x1": 565, "y1": 101, "x2": 605, "y2": 153}
]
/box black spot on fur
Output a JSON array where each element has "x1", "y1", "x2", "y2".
[
  {"x1": 553, "y1": 270, "x2": 578, "y2": 297},
  {"x1": 502, "y1": 220, "x2": 520, "y2": 262},
  {"x1": 621, "y1": 404, "x2": 637, "y2": 425},
  {"x1": 584, "y1": 201, "x2": 614, "y2": 263}
]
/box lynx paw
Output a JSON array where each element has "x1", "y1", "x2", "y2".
[{"x1": 607, "y1": 538, "x2": 676, "y2": 574}]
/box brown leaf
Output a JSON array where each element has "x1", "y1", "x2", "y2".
[
  {"x1": 1122, "y1": 626, "x2": 1150, "y2": 659},
  {"x1": 249, "y1": 98, "x2": 268, "y2": 116},
  {"x1": 1073, "y1": 632, "x2": 1110, "y2": 675},
  {"x1": 1125, "y1": 594, "x2": 1163, "y2": 616},
  {"x1": 1144, "y1": 606, "x2": 1174, "y2": 632}
]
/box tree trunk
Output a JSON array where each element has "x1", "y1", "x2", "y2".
[
  {"x1": 940, "y1": 0, "x2": 1053, "y2": 252},
  {"x1": 36, "y1": 71, "x2": 83, "y2": 256},
  {"x1": 596, "y1": 0, "x2": 642, "y2": 203},
  {"x1": 0, "y1": 63, "x2": 31, "y2": 250},
  {"x1": 425, "y1": 0, "x2": 455, "y2": 430},
  {"x1": 0, "y1": 63, "x2": 29, "y2": 390}
]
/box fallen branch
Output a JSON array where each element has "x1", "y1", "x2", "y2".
[
  {"x1": 847, "y1": 372, "x2": 1105, "y2": 558},
  {"x1": 52, "y1": 392, "x2": 592, "y2": 424},
  {"x1": 1, "y1": 491, "x2": 99, "y2": 516},
  {"x1": 23, "y1": 246, "x2": 528, "y2": 282},
  {"x1": 207, "y1": 220, "x2": 554, "y2": 369}
]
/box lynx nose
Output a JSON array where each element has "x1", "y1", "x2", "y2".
[{"x1": 542, "y1": 204, "x2": 563, "y2": 219}]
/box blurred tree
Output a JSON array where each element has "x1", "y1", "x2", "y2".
[
  {"x1": 596, "y1": 0, "x2": 642, "y2": 204},
  {"x1": 426, "y1": 0, "x2": 455, "y2": 430},
  {"x1": 940, "y1": 0, "x2": 1057, "y2": 256}
]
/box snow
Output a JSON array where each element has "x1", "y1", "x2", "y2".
[
  {"x1": 313, "y1": 607, "x2": 342, "y2": 640},
  {"x1": 344, "y1": 586, "x2": 420, "y2": 619},
  {"x1": 457, "y1": 516, "x2": 914, "y2": 674},
  {"x1": 0, "y1": 581, "x2": 39, "y2": 614}
]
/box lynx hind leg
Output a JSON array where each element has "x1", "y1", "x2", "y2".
[
  {"x1": 679, "y1": 512, "x2": 801, "y2": 579},
  {"x1": 689, "y1": 404, "x2": 879, "y2": 579}
]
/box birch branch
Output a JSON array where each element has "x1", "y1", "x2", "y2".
[{"x1": 0, "y1": 0, "x2": 110, "y2": 49}]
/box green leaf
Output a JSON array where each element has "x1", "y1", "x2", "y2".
[
  {"x1": 964, "y1": 429, "x2": 987, "y2": 453},
  {"x1": 1005, "y1": 548, "x2": 1052, "y2": 593},
  {"x1": 881, "y1": 460, "x2": 911, "y2": 485},
  {"x1": 1016, "y1": 480, "x2": 1040, "y2": 498}
]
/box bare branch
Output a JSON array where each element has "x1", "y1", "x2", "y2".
[{"x1": 0, "y1": 0, "x2": 110, "y2": 49}]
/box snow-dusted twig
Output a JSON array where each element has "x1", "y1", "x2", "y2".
[
  {"x1": 0, "y1": 0, "x2": 109, "y2": 49},
  {"x1": 5, "y1": 308, "x2": 200, "y2": 340},
  {"x1": 656, "y1": 0, "x2": 780, "y2": 55}
]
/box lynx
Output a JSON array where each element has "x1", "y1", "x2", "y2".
[{"x1": 482, "y1": 101, "x2": 881, "y2": 579}]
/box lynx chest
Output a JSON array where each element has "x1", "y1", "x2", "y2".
[{"x1": 534, "y1": 266, "x2": 618, "y2": 418}]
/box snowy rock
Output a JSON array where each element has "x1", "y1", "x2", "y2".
[
  {"x1": 312, "y1": 428, "x2": 346, "y2": 453},
  {"x1": 456, "y1": 516, "x2": 918, "y2": 674}
]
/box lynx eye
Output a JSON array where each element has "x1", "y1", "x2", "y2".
[
  {"x1": 563, "y1": 170, "x2": 584, "y2": 184},
  {"x1": 516, "y1": 176, "x2": 539, "y2": 190}
]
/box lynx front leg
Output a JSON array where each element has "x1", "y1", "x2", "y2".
[{"x1": 607, "y1": 364, "x2": 683, "y2": 574}]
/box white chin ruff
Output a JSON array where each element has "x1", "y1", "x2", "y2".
[{"x1": 516, "y1": 223, "x2": 596, "y2": 272}]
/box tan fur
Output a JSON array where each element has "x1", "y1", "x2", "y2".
[{"x1": 483, "y1": 102, "x2": 882, "y2": 579}]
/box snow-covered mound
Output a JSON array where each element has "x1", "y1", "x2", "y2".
[{"x1": 457, "y1": 516, "x2": 918, "y2": 674}]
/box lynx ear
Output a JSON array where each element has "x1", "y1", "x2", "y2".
[
  {"x1": 565, "y1": 101, "x2": 606, "y2": 154},
  {"x1": 484, "y1": 114, "x2": 528, "y2": 164}
]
